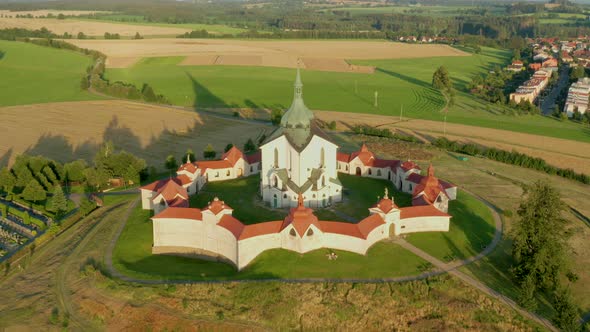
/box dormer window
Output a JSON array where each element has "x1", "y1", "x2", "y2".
[
  {"x1": 289, "y1": 228, "x2": 296, "y2": 237},
  {"x1": 307, "y1": 228, "x2": 314, "y2": 236}
]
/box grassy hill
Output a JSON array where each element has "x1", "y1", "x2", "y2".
[
  {"x1": 105, "y1": 47, "x2": 590, "y2": 143},
  {"x1": 0, "y1": 40, "x2": 102, "y2": 106}
]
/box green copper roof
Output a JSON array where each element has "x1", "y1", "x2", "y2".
[{"x1": 280, "y1": 68, "x2": 314, "y2": 129}]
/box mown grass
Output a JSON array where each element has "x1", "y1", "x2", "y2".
[
  {"x1": 105, "y1": 47, "x2": 590, "y2": 143},
  {"x1": 0, "y1": 40, "x2": 102, "y2": 106},
  {"x1": 112, "y1": 204, "x2": 427, "y2": 281},
  {"x1": 406, "y1": 190, "x2": 496, "y2": 261}
]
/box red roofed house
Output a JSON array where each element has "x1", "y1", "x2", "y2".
[{"x1": 141, "y1": 147, "x2": 261, "y2": 212}]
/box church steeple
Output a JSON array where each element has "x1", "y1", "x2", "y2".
[{"x1": 280, "y1": 68, "x2": 314, "y2": 130}]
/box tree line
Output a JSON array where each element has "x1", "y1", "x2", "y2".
[
  {"x1": 0, "y1": 142, "x2": 147, "y2": 215},
  {"x1": 432, "y1": 137, "x2": 589, "y2": 184}
]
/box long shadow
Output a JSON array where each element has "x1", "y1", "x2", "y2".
[
  {"x1": 185, "y1": 72, "x2": 230, "y2": 109},
  {"x1": 376, "y1": 67, "x2": 431, "y2": 89},
  {"x1": 0, "y1": 148, "x2": 12, "y2": 168},
  {"x1": 0, "y1": 51, "x2": 5, "y2": 61}
]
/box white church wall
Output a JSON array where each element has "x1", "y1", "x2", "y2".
[
  {"x1": 395, "y1": 216, "x2": 450, "y2": 235},
  {"x1": 141, "y1": 189, "x2": 154, "y2": 210},
  {"x1": 205, "y1": 167, "x2": 236, "y2": 182},
  {"x1": 153, "y1": 218, "x2": 204, "y2": 248},
  {"x1": 237, "y1": 233, "x2": 281, "y2": 270},
  {"x1": 321, "y1": 233, "x2": 368, "y2": 254}
]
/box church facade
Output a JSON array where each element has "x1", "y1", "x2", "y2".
[{"x1": 260, "y1": 69, "x2": 342, "y2": 208}]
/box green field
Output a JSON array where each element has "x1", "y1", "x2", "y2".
[
  {"x1": 406, "y1": 190, "x2": 496, "y2": 261},
  {"x1": 0, "y1": 40, "x2": 102, "y2": 106},
  {"x1": 105, "y1": 48, "x2": 590, "y2": 142},
  {"x1": 112, "y1": 204, "x2": 427, "y2": 281},
  {"x1": 79, "y1": 16, "x2": 247, "y2": 35},
  {"x1": 317, "y1": 5, "x2": 505, "y2": 17}
]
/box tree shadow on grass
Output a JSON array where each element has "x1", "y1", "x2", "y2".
[{"x1": 0, "y1": 51, "x2": 5, "y2": 61}]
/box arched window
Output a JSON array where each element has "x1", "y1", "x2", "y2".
[
  {"x1": 215, "y1": 172, "x2": 219, "y2": 178},
  {"x1": 368, "y1": 168, "x2": 372, "y2": 175},
  {"x1": 283, "y1": 194, "x2": 287, "y2": 199},
  {"x1": 377, "y1": 169, "x2": 382, "y2": 176},
  {"x1": 320, "y1": 148, "x2": 325, "y2": 167},
  {"x1": 321, "y1": 176, "x2": 325, "y2": 187},
  {"x1": 226, "y1": 170, "x2": 230, "y2": 176},
  {"x1": 289, "y1": 228, "x2": 296, "y2": 236},
  {"x1": 272, "y1": 175, "x2": 278, "y2": 188},
  {"x1": 274, "y1": 148, "x2": 279, "y2": 168},
  {"x1": 250, "y1": 166, "x2": 253, "y2": 172},
  {"x1": 307, "y1": 228, "x2": 314, "y2": 236},
  {"x1": 346, "y1": 165, "x2": 349, "y2": 171}
]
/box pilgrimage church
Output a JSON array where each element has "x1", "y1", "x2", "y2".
[{"x1": 139, "y1": 70, "x2": 458, "y2": 270}]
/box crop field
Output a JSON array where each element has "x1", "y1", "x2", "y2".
[
  {"x1": 102, "y1": 45, "x2": 590, "y2": 142},
  {"x1": 67, "y1": 38, "x2": 469, "y2": 71},
  {"x1": 0, "y1": 10, "x2": 108, "y2": 17},
  {"x1": 316, "y1": 112, "x2": 590, "y2": 174},
  {"x1": 0, "y1": 40, "x2": 100, "y2": 107},
  {"x1": 0, "y1": 100, "x2": 271, "y2": 168},
  {"x1": 79, "y1": 16, "x2": 247, "y2": 35},
  {"x1": 0, "y1": 17, "x2": 192, "y2": 37}
]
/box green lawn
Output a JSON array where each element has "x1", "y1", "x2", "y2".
[
  {"x1": 112, "y1": 204, "x2": 427, "y2": 281},
  {"x1": 0, "y1": 40, "x2": 103, "y2": 106},
  {"x1": 105, "y1": 47, "x2": 590, "y2": 143},
  {"x1": 406, "y1": 190, "x2": 496, "y2": 261}
]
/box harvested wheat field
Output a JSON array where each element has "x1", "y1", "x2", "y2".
[
  {"x1": 0, "y1": 10, "x2": 108, "y2": 17},
  {"x1": 67, "y1": 38, "x2": 469, "y2": 71},
  {"x1": 0, "y1": 17, "x2": 191, "y2": 37},
  {"x1": 316, "y1": 111, "x2": 590, "y2": 174},
  {"x1": 0, "y1": 100, "x2": 271, "y2": 168}
]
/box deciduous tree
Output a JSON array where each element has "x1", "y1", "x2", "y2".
[
  {"x1": 50, "y1": 185, "x2": 68, "y2": 217},
  {"x1": 22, "y1": 179, "x2": 46, "y2": 203}
]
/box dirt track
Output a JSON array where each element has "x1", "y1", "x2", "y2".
[
  {"x1": 316, "y1": 111, "x2": 590, "y2": 174},
  {"x1": 67, "y1": 38, "x2": 469, "y2": 71}
]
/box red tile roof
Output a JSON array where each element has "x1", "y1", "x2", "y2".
[
  {"x1": 407, "y1": 172, "x2": 423, "y2": 184},
  {"x1": 373, "y1": 159, "x2": 400, "y2": 169},
  {"x1": 356, "y1": 214, "x2": 385, "y2": 238},
  {"x1": 196, "y1": 160, "x2": 233, "y2": 174},
  {"x1": 372, "y1": 196, "x2": 398, "y2": 213},
  {"x1": 204, "y1": 197, "x2": 233, "y2": 215},
  {"x1": 350, "y1": 143, "x2": 375, "y2": 166},
  {"x1": 400, "y1": 161, "x2": 420, "y2": 172},
  {"x1": 222, "y1": 146, "x2": 244, "y2": 166},
  {"x1": 178, "y1": 162, "x2": 198, "y2": 174},
  {"x1": 240, "y1": 221, "x2": 283, "y2": 240},
  {"x1": 156, "y1": 179, "x2": 188, "y2": 203},
  {"x1": 176, "y1": 174, "x2": 193, "y2": 186},
  {"x1": 218, "y1": 214, "x2": 245, "y2": 239},
  {"x1": 245, "y1": 151, "x2": 261, "y2": 164},
  {"x1": 399, "y1": 205, "x2": 450, "y2": 219},
  {"x1": 281, "y1": 194, "x2": 321, "y2": 237},
  {"x1": 152, "y1": 207, "x2": 202, "y2": 220},
  {"x1": 318, "y1": 221, "x2": 364, "y2": 238},
  {"x1": 141, "y1": 177, "x2": 182, "y2": 191},
  {"x1": 412, "y1": 164, "x2": 448, "y2": 205},
  {"x1": 337, "y1": 152, "x2": 351, "y2": 163}
]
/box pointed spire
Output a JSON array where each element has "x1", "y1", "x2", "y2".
[
  {"x1": 360, "y1": 143, "x2": 369, "y2": 152},
  {"x1": 427, "y1": 164, "x2": 435, "y2": 177},
  {"x1": 384, "y1": 187, "x2": 389, "y2": 199},
  {"x1": 186, "y1": 153, "x2": 191, "y2": 164},
  {"x1": 297, "y1": 193, "x2": 304, "y2": 207},
  {"x1": 294, "y1": 66, "x2": 303, "y2": 99}
]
